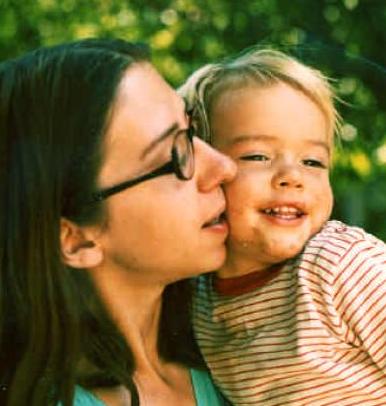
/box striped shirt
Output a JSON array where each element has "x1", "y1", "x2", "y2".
[{"x1": 193, "y1": 221, "x2": 386, "y2": 405}]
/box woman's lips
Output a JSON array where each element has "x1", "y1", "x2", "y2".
[
  {"x1": 202, "y1": 212, "x2": 229, "y2": 234},
  {"x1": 203, "y1": 212, "x2": 225, "y2": 227}
]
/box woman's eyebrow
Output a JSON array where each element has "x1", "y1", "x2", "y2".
[{"x1": 141, "y1": 122, "x2": 179, "y2": 158}]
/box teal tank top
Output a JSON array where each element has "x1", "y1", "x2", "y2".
[{"x1": 70, "y1": 369, "x2": 227, "y2": 405}]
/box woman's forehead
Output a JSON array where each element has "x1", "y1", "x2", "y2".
[{"x1": 98, "y1": 64, "x2": 187, "y2": 183}]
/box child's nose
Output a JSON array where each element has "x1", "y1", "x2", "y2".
[
  {"x1": 194, "y1": 138, "x2": 237, "y2": 192},
  {"x1": 272, "y1": 163, "x2": 303, "y2": 190}
]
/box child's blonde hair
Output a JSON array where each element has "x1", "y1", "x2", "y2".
[{"x1": 180, "y1": 48, "x2": 341, "y2": 145}]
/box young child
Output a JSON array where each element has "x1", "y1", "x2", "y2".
[{"x1": 180, "y1": 49, "x2": 386, "y2": 405}]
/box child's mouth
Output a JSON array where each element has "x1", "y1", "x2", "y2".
[{"x1": 261, "y1": 206, "x2": 305, "y2": 220}]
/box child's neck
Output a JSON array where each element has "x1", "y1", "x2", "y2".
[
  {"x1": 217, "y1": 250, "x2": 274, "y2": 279},
  {"x1": 213, "y1": 262, "x2": 284, "y2": 296}
]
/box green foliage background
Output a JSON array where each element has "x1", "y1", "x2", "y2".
[{"x1": 1, "y1": 0, "x2": 385, "y2": 240}]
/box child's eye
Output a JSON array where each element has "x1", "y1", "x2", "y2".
[
  {"x1": 302, "y1": 159, "x2": 327, "y2": 168},
  {"x1": 240, "y1": 154, "x2": 269, "y2": 162}
]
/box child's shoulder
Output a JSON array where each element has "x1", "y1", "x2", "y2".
[
  {"x1": 303, "y1": 220, "x2": 385, "y2": 266},
  {"x1": 312, "y1": 220, "x2": 382, "y2": 246}
]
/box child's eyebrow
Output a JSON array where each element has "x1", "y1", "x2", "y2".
[
  {"x1": 307, "y1": 140, "x2": 331, "y2": 155},
  {"x1": 229, "y1": 134, "x2": 277, "y2": 145},
  {"x1": 229, "y1": 134, "x2": 330, "y2": 154}
]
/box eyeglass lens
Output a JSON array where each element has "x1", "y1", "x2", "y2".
[{"x1": 174, "y1": 129, "x2": 194, "y2": 180}]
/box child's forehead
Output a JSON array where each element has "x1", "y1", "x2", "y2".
[
  {"x1": 211, "y1": 81, "x2": 316, "y2": 115},
  {"x1": 210, "y1": 80, "x2": 334, "y2": 145},
  {"x1": 209, "y1": 82, "x2": 332, "y2": 154},
  {"x1": 210, "y1": 80, "x2": 272, "y2": 105}
]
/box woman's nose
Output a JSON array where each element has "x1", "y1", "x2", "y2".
[
  {"x1": 194, "y1": 138, "x2": 237, "y2": 192},
  {"x1": 272, "y1": 162, "x2": 303, "y2": 190}
]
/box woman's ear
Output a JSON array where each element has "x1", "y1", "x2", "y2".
[{"x1": 60, "y1": 218, "x2": 104, "y2": 269}]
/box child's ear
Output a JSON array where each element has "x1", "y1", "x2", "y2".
[{"x1": 60, "y1": 218, "x2": 103, "y2": 269}]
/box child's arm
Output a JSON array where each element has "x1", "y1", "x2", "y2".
[{"x1": 333, "y1": 232, "x2": 386, "y2": 370}]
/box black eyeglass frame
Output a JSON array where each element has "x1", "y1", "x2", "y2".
[{"x1": 91, "y1": 122, "x2": 196, "y2": 202}]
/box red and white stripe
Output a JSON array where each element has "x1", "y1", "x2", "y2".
[{"x1": 193, "y1": 221, "x2": 386, "y2": 405}]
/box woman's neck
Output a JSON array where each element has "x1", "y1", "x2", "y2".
[
  {"x1": 87, "y1": 266, "x2": 195, "y2": 405},
  {"x1": 90, "y1": 265, "x2": 164, "y2": 371}
]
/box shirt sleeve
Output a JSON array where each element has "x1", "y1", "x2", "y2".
[{"x1": 333, "y1": 234, "x2": 386, "y2": 370}]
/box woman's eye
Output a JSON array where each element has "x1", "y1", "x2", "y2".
[
  {"x1": 240, "y1": 154, "x2": 269, "y2": 161},
  {"x1": 302, "y1": 159, "x2": 327, "y2": 168}
]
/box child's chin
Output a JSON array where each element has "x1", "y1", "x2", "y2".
[{"x1": 270, "y1": 239, "x2": 308, "y2": 261}]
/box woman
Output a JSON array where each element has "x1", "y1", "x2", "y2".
[{"x1": 0, "y1": 38, "x2": 236, "y2": 405}]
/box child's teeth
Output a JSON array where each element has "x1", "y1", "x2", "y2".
[{"x1": 264, "y1": 206, "x2": 302, "y2": 216}]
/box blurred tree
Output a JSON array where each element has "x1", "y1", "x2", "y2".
[{"x1": 0, "y1": 0, "x2": 385, "y2": 239}]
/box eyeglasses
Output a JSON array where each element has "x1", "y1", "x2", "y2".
[{"x1": 91, "y1": 119, "x2": 196, "y2": 202}]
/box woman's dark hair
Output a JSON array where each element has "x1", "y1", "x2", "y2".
[{"x1": 0, "y1": 38, "x2": 203, "y2": 406}]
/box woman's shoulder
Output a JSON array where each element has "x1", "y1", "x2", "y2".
[
  {"x1": 71, "y1": 386, "x2": 105, "y2": 406},
  {"x1": 191, "y1": 368, "x2": 230, "y2": 405},
  {"x1": 68, "y1": 371, "x2": 229, "y2": 406}
]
